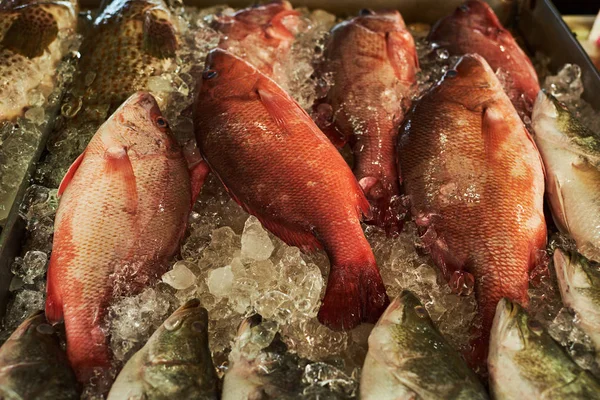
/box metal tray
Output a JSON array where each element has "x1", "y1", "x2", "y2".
[{"x1": 1, "y1": 0, "x2": 599, "y2": 319}]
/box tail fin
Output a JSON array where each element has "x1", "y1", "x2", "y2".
[{"x1": 317, "y1": 257, "x2": 389, "y2": 331}]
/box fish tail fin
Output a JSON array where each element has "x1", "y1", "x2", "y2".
[
  {"x1": 318, "y1": 253, "x2": 389, "y2": 330},
  {"x1": 64, "y1": 312, "x2": 112, "y2": 384}
]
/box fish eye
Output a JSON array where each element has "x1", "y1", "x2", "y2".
[
  {"x1": 359, "y1": 8, "x2": 374, "y2": 16},
  {"x1": 155, "y1": 116, "x2": 168, "y2": 129},
  {"x1": 527, "y1": 319, "x2": 543, "y2": 335},
  {"x1": 414, "y1": 305, "x2": 428, "y2": 318},
  {"x1": 446, "y1": 69, "x2": 458, "y2": 78},
  {"x1": 203, "y1": 69, "x2": 218, "y2": 80}
]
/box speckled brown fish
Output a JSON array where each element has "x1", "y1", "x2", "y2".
[
  {"x1": 46, "y1": 92, "x2": 195, "y2": 383},
  {"x1": 316, "y1": 9, "x2": 418, "y2": 235},
  {"x1": 429, "y1": 0, "x2": 540, "y2": 119},
  {"x1": 194, "y1": 49, "x2": 389, "y2": 331},
  {"x1": 398, "y1": 54, "x2": 546, "y2": 371},
  {"x1": 42, "y1": 0, "x2": 180, "y2": 187},
  {"x1": 0, "y1": 0, "x2": 77, "y2": 120},
  {"x1": 212, "y1": 0, "x2": 300, "y2": 86}
]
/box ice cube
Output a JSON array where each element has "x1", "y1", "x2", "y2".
[
  {"x1": 19, "y1": 251, "x2": 48, "y2": 284},
  {"x1": 4, "y1": 289, "x2": 45, "y2": 331},
  {"x1": 24, "y1": 107, "x2": 45, "y2": 125},
  {"x1": 241, "y1": 216, "x2": 274, "y2": 261},
  {"x1": 207, "y1": 265, "x2": 234, "y2": 298},
  {"x1": 162, "y1": 261, "x2": 197, "y2": 290}
]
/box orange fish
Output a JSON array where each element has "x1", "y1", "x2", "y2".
[
  {"x1": 397, "y1": 54, "x2": 546, "y2": 371},
  {"x1": 194, "y1": 49, "x2": 389, "y2": 331},
  {"x1": 46, "y1": 92, "x2": 199, "y2": 382},
  {"x1": 212, "y1": 0, "x2": 300, "y2": 85},
  {"x1": 316, "y1": 9, "x2": 418, "y2": 235},
  {"x1": 429, "y1": 0, "x2": 540, "y2": 119}
]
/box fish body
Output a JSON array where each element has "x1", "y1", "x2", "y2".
[
  {"x1": 429, "y1": 0, "x2": 540, "y2": 119},
  {"x1": 43, "y1": 0, "x2": 179, "y2": 186},
  {"x1": 554, "y1": 249, "x2": 600, "y2": 355},
  {"x1": 0, "y1": 312, "x2": 79, "y2": 399},
  {"x1": 0, "y1": 0, "x2": 77, "y2": 120},
  {"x1": 532, "y1": 91, "x2": 600, "y2": 261},
  {"x1": 361, "y1": 291, "x2": 488, "y2": 400},
  {"x1": 45, "y1": 92, "x2": 193, "y2": 382},
  {"x1": 194, "y1": 49, "x2": 389, "y2": 331},
  {"x1": 107, "y1": 299, "x2": 218, "y2": 400},
  {"x1": 397, "y1": 54, "x2": 546, "y2": 368},
  {"x1": 222, "y1": 316, "x2": 306, "y2": 400},
  {"x1": 212, "y1": 0, "x2": 300, "y2": 85},
  {"x1": 488, "y1": 298, "x2": 600, "y2": 399},
  {"x1": 317, "y1": 10, "x2": 418, "y2": 235}
]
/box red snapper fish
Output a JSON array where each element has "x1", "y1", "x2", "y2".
[
  {"x1": 316, "y1": 9, "x2": 418, "y2": 235},
  {"x1": 429, "y1": 0, "x2": 540, "y2": 119},
  {"x1": 46, "y1": 92, "x2": 197, "y2": 382},
  {"x1": 212, "y1": 0, "x2": 300, "y2": 85},
  {"x1": 397, "y1": 54, "x2": 546, "y2": 371},
  {"x1": 194, "y1": 49, "x2": 389, "y2": 331}
]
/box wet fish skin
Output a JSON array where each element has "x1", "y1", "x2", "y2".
[
  {"x1": 489, "y1": 298, "x2": 600, "y2": 399},
  {"x1": 45, "y1": 92, "x2": 193, "y2": 383},
  {"x1": 554, "y1": 249, "x2": 600, "y2": 356},
  {"x1": 212, "y1": 0, "x2": 300, "y2": 84},
  {"x1": 361, "y1": 291, "x2": 488, "y2": 400},
  {"x1": 222, "y1": 315, "x2": 306, "y2": 400},
  {"x1": 317, "y1": 9, "x2": 418, "y2": 235},
  {"x1": 397, "y1": 54, "x2": 546, "y2": 370},
  {"x1": 43, "y1": 0, "x2": 179, "y2": 186},
  {"x1": 532, "y1": 91, "x2": 600, "y2": 261},
  {"x1": 0, "y1": 0, "x2": 77, "y2": 120},
  {"x1": 107, "y1": 299, "x2": 218, "y2": 400},
  {"x1": 429, "y1": 0, "x2": 540, "y2": 119},
  {"x1": 194, "y1": 49, "x2": 389, "y2": 331},
  {"x1": 0, "y1": 312, "x2": 79, "y2": 400}
]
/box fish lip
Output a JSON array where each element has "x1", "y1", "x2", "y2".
[
  {"x1": 236, "y1": 314, "x2": 263, "y2": 336},
  {"x1": 533, "y1": 90, "x2": 559, "y2": 122},
  {"x1": 178, "y1": 298, "x2": 201, "y2": 311}
]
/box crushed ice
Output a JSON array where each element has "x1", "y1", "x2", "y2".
[{"x1": 1, "y1": 5, "x2": 599, "y2": 399}]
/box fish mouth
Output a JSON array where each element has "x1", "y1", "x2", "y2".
[
  {"x1": 492, "y1": 299, "x2": 525, "y2": 351},
  {"x1": 236, "y1": 314, "x2": 263, "y2": 336},
  {"x1": 179, "y1": 298, "x2": 201, "y2": 311},
  {"x1": 532, "y1": 90, "x2": 558, "y2": 122}
]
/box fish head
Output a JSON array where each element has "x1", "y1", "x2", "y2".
[
  {"x1": 214, "y1": 1, "x2": 299, "y2": 41},
  {"x1": 199, "y1": 49, "x2": 261, "y2": 100},
  {"x1": 438, "y1": 54, "x2": 501, "y2": 109},
  {"x1": 554, "y1": 249, "x2": 600, "y2": 306},
  {"x1": 491, "y1": 298, "x2": 550, "y2": 356},
  {"x1": 149, "y1": 299, "x2": 211, "y2": 365},
  {"x1": 367, "y1": 291, "x2": 436, "y2": 362},
  {"x1": 532, "y1": 91, "x2": 600, "y2": 154},
  {"x1": 98, "y1": 91, "x2": 180, "y2": 158},
  {"x1": 354, "y1": 9, "x2": 406, "y2": 31},
  {"x1": 454, "y1": 0, "x2": 502, "y2": 29}
]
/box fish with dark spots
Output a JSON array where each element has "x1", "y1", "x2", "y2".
[
  {"x1": 429, "y1": 0, "x2": 540, "y2": 119},
  {"x1": 398, "y1": 54, "x2": 546, "y2": 372},
  {"x1": 42, "y1": 0, "x2": 181, "y2": 187},
  {"x1": 316, "y1": 9, "x2": 418, "y2": 235},
  {"x1": 46, "y1": 92, "x2": 199, "y2": 383},
  {"x1": 0, "y1": 0, "x2": 77, "y2": 120},
  {"x1": 194, "y1": 48, "x2": 389, "y2": 331}
]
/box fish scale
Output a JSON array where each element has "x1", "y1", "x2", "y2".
[
  {"x1": 46, "y1": 92, "x2": 193, "y2": 383},
  {"x1": 194, "y1": 48, "x2": 389, "y2": 331},
  {"x1": 42, "y1": 0, "x2": 178, "y2": 187},
  {"x1": 398, "y1": 54, "x2": 546, "y2": 372},
  {"x1": 317, "y1": 10, "x2": 418, "y2": 236}
]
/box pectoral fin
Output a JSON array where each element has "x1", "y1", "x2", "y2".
[
  {"x1": 104, "y1": 146, "x2": 138, "y2": 215},
  {"x1": 143, "y1": 8, "x2": 178, "y2": 59},
  {"x1": 2, "y1": 6, "x2": 58, "y2": 58}
]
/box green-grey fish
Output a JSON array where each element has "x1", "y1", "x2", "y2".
[
  {"x1": 107, "y1": 299, "x2": 218, "y2": 400},
  {"x1": 554, "y1": 249, "x2": 600, "y2": 357},
  {"x1": 532, "y1": 91, "x2": 600, "y2": 261},
  {"x1": 488, "y1": 298, "x2": 600, "y2": 399},
  {"x1": 360, "y1": 290, "x2": 488, "y2": 400},
  {"x1": 0, "y1": 311, "x2": 79, "y2": 400}
]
